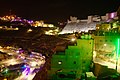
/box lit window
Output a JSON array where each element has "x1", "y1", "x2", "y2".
[
  {"x1": 104, "y1": 44, "x2": 107, "y2": 46},
  {"x1": 58, "y1": 61, "x2": 62, "y2": 65}
]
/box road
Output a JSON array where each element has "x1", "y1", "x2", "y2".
[{"x1": 0, "y1": 47, "x2": 46, "y2": 80}]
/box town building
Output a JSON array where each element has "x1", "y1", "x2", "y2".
[
  {"x1": 48, "y1": 35, "x2": 94, "y2": 80},
  {"x1": 59, "y1": 10, "x2": 119, "y2": 34}
]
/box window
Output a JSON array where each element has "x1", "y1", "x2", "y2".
[
  {"x1": 58, "y1": 61, "x2": 62, "y2": 65},
  {"x1": 100, "y1": 40, "x2": 102, "y2": 42},
  {"x1": 110, "y1": 40, "x2": 112, "y2": 42},
  {"x1": 73, "y1": 61, "x2": 76, "y2": 64},
  {"x1": 83, "y1": 61, "x2": 85, "y2": 63},
  {"x1": 105, "y1": 40, "x2": 107, "y2": 42}
]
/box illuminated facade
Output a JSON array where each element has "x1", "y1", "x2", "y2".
[
  {"x1": 60, "y1": 16, "x2": 98, "y2": 34},
  {"x1": 96, "y1": 19, "x2": 120, "y2": 36},
  {"x1": 93, "y1": 35, "x2": 120, "y2": 74},
  {"x1": 60, "y1": 11, "x2": 119, "y2": 34},
  {"x1": 93, "y1": 18, "x2": 120, "y2": 72},
  {"x1": 49, "y1": 37, "x2": 94, "y2": 80},
  {"x1": 94, "y1": 36, "x2": 116, "y2": 52}
]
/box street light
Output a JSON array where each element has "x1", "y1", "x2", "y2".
[
  {"x1": 116, "y1": 38, "x2": 119, "y2": 71},
  {"x1": 27, "y1": 29, "x2": 32, "y2": 33},
  {"x1": 71, "y1": 38, "x2": 76, "y2": 42}
]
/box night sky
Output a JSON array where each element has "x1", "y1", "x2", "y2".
[{"x1": 0, "y1": 0, "x2": 119, "y2": 23}]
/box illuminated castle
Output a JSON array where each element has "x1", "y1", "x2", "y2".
[{"x1": 60, "y1": 12, "x2": 118, "y2": 34}]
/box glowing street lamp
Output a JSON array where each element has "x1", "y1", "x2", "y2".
[
  {"x1": 27, "y1": 29, "x2": 32, "y2": 33},
  {"x1": 3, "y1": 78, "x2": 7, "y2": 80},
  {"x1": 71, "y1": 38, "x2": 76, "y2": 42},
  {"x1": 116, "y1": 38, "x2": 120, "y2": 71},
  {"x1": 104, "y1": 44, "x2": 107, "y2": 46}
]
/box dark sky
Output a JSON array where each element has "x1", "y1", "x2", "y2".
[{"x1": 0, "y1": 0, "x2": 119, "y2": 23}]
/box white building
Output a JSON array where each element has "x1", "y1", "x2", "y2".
[{"x1": 59, "y1": 12, "x2": 118, "y2": 34}]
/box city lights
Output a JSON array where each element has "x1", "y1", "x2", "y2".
[
  {"x1": 0, "y1": 2, "x2": 119, "y2": 80},
  {"x1": 71, "y1": 38, "x2": 76, "y2": 42},
  {"x1": 30, "y1": 61, "x2": 37, "y2": 67},
  {"x1": 15, "y1": 27, "x2": 19, "y2": 30},
  {"x1": 0, "y1": 46, "x2": 46, "y2": 80},
  {"x1": 27, "y1": 29, "x2": 32, "y2": 33}
]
